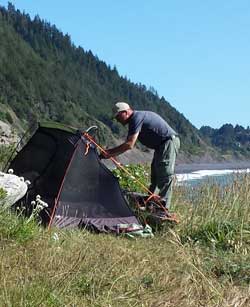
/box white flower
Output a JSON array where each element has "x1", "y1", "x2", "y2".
[{"x1": 53, "y1": 233, "x2": 59, "y2": 241}]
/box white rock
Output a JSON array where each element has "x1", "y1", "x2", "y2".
[{"x1": 0, "y1": 171, "x2": 28, "y2": 206}]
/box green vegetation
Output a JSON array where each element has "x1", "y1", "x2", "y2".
[
  {"x1": 0, "y1": 2, "x2": 249, "y2": 304},
  {"x1": 0, "y1": 162, "x2": 249, "y2": 306},
  {"x1": 0, "y1": 144, "x2": 14, "y2": 169},
  {"x1": 113, "y1": 163, "x2": 150, "y2": 193},
  {"x1": 0, "y1": 187, "x2": 7, "y2": 200},
  {"x1": 200, "y1": 124, "x2": 250, "y2": 158}
]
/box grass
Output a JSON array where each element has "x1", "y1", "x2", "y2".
[
  {"x1": 0, "y1": 171, "x2": 250, "y2": 306},
  {"x1": 0, "y1": 144, "x2": 15, "y2": 170}
]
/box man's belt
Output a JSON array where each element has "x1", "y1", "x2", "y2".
[
  {"x1": 158, "y1": 135, "x2": 178, "y2": 147},
  {"x1": 166, "y1": 134, "x2": 178, "y2": 141}
]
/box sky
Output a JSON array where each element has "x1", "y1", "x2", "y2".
[{"x1": 1, "y1": 0, "x2": 249, "y2": 129}]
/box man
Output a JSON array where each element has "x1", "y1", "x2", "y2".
[{"x1": 101, "y1": 102, "x2": 180, "y2": 208}]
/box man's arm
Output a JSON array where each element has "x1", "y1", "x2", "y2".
[{"x1": 102, "y1": 132, "x2": 139, "y2": 159}]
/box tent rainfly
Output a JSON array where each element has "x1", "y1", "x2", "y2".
[{"x1": 8, "y1": 122, "x2": 141, "y2": 233}]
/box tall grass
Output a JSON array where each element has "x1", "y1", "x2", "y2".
[
  {"x1": 0, "y1": 144, "x2": 14, "y2": 170},
  {"x1": 0, "y1": 171, "x2": 249, "y2": 306}
]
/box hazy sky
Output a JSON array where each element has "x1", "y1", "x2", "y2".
[{"x1": 1, "y1": 0, "x2": 249, "y2": 129}]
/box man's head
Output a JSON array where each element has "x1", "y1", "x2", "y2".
[{"x1": 112, "y1": 102, "x2": 133, "y2": 125}]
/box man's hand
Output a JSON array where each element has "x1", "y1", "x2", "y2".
[
  {"x1": 99, "y1": 133, "x2": 139, "y2": 159},
  {"x1": 99, "y1": 150, "x2": 111, "y2": 159},
  {"x1": 98, "y1": 152, "x2": 105, "y2": 159}
]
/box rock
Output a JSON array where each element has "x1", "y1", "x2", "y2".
[
  {"x1": 0, "y1": 171, "x2": 28, "y2": 207},
  {"x1": 0, "y1": 120, "x2": 19, "y2": 145}
]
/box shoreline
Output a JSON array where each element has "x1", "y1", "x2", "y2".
[{"x1": 175, "y1": 160, "x2": 250, "y2": 174}]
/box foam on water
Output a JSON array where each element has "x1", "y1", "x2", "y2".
[{"x1": 176, "y1": 168, "x2": 250, "y2": 182}]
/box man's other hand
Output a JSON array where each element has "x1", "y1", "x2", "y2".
[{"x1": 99, "y1": 151, "x2": 111, "y2": 159}]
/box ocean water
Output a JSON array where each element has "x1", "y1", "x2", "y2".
[{"x1": 176, "y1": 168, "x2": 250, "y2": 187}]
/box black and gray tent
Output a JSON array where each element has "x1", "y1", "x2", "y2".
[{"x1": 8, "y1": 122, "x2": 141, "y2": 233}]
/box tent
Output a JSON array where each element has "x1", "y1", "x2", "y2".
[{"x1": 8, "y1": 122, "x2": 141, "y2": 233}]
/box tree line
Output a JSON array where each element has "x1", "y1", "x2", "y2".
[{"x1": 200, "y1": 124, "x2": 250, "y2": 155}]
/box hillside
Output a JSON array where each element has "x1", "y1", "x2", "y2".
[
  {"x1": 199, "y1": 124, "x2": 250, "y2": 160},
  {"x1": 0, "y1": 3, "x2": 211, "y2": 155}
]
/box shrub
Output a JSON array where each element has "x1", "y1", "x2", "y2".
[{"x1": 112, "y1": 163, "x2": 150, "y2": 193}]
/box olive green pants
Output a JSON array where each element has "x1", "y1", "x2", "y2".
[{"x1": 149, "y1": 136, "x2": 180, "y2": 208}]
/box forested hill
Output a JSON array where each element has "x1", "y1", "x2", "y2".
[
  {"x1": 3, "y1": 3, "x2": 249, "y2": 161},
  {"x1": 200, "y1": 124, "x2": 250, "y2": 159}
]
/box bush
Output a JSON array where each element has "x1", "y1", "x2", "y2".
[{"x1": 112, "y1": 163, "x2": 150, "y2": 193}]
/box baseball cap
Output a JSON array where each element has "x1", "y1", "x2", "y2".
[{"x1": 112, "y1": 102, "x2": 130, "y2": 118}]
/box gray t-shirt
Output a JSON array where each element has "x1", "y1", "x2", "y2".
[{"x1": 127, "y1": 111, "x2": 177, "y2": 150}]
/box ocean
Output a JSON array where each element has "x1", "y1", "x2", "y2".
[{"x1": 176, "y1": 168, "x2": 250, "y2": 187}]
